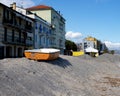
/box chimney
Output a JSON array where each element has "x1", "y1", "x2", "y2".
[
  {"x1": 10, "y1": 4, "x2": 13, "y2": 8},
  {"x1": 11, "y1": 2, "x2": 16, "y2": 10}
]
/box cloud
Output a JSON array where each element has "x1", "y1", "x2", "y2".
[
  {"x1": 104, "y1": 41, "x2": 120, "y2": 50},
  {"x1": 0, "y1": 0, "x2": 35, "y2": 8},
  {"x1": 65, "y1": 31, "x2": 83, "y2": 43}
]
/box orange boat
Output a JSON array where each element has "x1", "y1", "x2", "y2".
[{"x1": 24, "y1": 48, "x2": 60, "y2": 60}]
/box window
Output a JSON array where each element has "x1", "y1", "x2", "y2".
[
  {"x1": 4, "y1": 27, "x2": 7, "y2": 41},
  {"x1": 46, "y1": 28, "x2": 48, "y2": 34},
  {"x1": 19, "y1": 18, "x2": 21, "y2": 25},
  {"x1": 29, "y1": 37, "x2": 32, "y2": 40},
  {"x1": 35, "y1": 23, "x2": 38, "y2": 29},
  {"x1": 43, "y1": 26, "x2": 46, "y2": 33},
  {"x1": 84, "y1": 42, "x2": 87, "y2": 48},
  {"x1": 39, "y1": 36, "x2": 41, "y2": 45},
  {"x1": 6, "y1": 10, "x2": 9, "y2": 19},
  {"x1": 19, "y1": 31, "x2": 21, "y2": 42},
  {"x1": 49, "y1": 29, "x2": 51, "y2": 34},
  {"x1": 46, "y1": 38, "x2": 49, "y2": 46},
  {"x1": 35, "y1": 35, "x2": 37, "y2": 42},
  {"x1": 39, "y1": 24, "x2": 42, "y2": 32},
  {"x1": 12, "y1": 30, "x2": 14, "y2": 42},
  {"x1": 59, "y1": 23, "x2": 63, "y2": 31},
  {"x1": 44, "y1": 37, "x2": 45, "y2": 43},
  {"x1": 10, "y1": 13, "x2": 13, "y2": 24},
  {"x1": 13, "y1": 15, "x2": 16, "y2": 25}
]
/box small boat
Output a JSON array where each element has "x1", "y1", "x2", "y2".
[{"x1": 24, "y1": 48, "x2": 60, "y2": 60}]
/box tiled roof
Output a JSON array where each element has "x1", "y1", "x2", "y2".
[{"x1": 26, "y1": 5, "x2": 52, "y2": 10}]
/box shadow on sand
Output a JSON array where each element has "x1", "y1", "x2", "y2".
[{"x1": 45, "y1": 57, "x2": 72, "y2": 68}]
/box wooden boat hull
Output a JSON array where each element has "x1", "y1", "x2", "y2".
[{"x1": 24, "y1": 48, "x2": 60, "y2": 60}]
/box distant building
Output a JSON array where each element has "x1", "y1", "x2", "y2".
[
  {"x1": 0, "y1": 2, "x2": 33, "y2": 58},
  {"x1": 76, "y1": 43, "x2": 83, "y2": 51},
  {"x1": 82, "y1": 36, "x2": 107, "y2": 54},
  {"x1": 26, "y1": 5, "x2": 66, "y2": 54},
  {"x1": 99, "y1": 42, "x2": 108, "y2": 53},
  {"x1": 82, "y1": 36, "x2": 97, "y2": 49},
  {"x1": 82, "y1": 39, "x2": 95, "y2": 49}
]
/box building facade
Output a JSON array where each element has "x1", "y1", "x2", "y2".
[
  {"x1": 82, "y1": 36, "x2": 100, "y2": 50},
  {"x1": 0, "y1": 3, "x2": 33, "y2": 58},
  {"x1": 15, "y1": 5, "x2": 53, "y2": 49},
  {"x1": 83, "y1": 36, "x2": 98, "y2": 48},
  {"x1": 28, "y1": 14, "x2": 52, "y2": 49},
  {"x1": 82, "y1": 36, "x2": 107, "y2": 54},
  {"x1": 26, "y1": 5, "x2": 66, "y2": 54}
]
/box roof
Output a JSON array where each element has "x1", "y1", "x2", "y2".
[
  {"x1": 26, "y1": 4, "x2": 66, "y2": 21},
  {"x1": 26, "y1": 5, "x2": 52, "y2": 11},
  {"x1": 85, "y1": 36, "x2": 97, "y2": 41}
]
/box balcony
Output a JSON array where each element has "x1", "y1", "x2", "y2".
[
  {"x1": 2, "y1": 36, "x2": 26, "y2": 46},
  {"x1": 39, "y1": 32, "x2": 45, "y2": 36},
  {"x1": 51, "y1": 43, "x2": 57, "y2": 48},
  {"x1": 3, "y1": 19, "x2": 13, "y2": 26},
  {"x1": 46, "y1": 33, "x2": 51, "y2": 37},
  {"x1": 51, "y1": 31, "x2": 56, "y2": 36},
  {"x1": 3, "y1": 18, "x2": 33, "y2": 32},
  {"x1": 3, "y1": 19, "x2": 22, "y2": 30}
]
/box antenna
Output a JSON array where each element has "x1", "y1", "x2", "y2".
[{"x1": 21, "y1": 0, "x2": 23, "y2": 8}]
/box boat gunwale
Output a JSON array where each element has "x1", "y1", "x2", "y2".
[
  {"x1": 24, "y1": 48, "x2": 60, "y2": 54},
  {"x1": 24, "y1": 51, "x2": 59, "y2": 54}
]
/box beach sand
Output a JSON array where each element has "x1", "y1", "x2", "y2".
[{"x1": 0, "y1": 54, "x2": 120, "y2": 96}]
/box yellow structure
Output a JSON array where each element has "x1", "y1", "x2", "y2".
[
  {"x1": 72, "y1": 51, "x2": 84, "y2": 56},
  {"x1": 95, "y1": 53, "x2": 99, "y2": 57}
]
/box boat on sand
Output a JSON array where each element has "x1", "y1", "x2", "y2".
[{"x1": 24, "y1": 48, "x2": 60, "y2": 60}]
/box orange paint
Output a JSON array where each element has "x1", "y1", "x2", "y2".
[{"x1": 24, "y1": 51, "x2": 60, "y2": 60}]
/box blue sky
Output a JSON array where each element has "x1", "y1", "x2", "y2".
[
  {"x1": 41, "y1": 0, "x2": 120, "y2": 42},
  {"x1": 0, "y1": 0, "x2": 120, "y2": 49}
]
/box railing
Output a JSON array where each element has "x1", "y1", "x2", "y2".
[
  {"x1": 2, "y1": 36, "x2": 26, "y2": 46},
  {"x1": 3, "y1": 18, "x2": 33, "y2": 32},
  {"x1": 39, "y1": 32, "x2": 45, "y2": 36}
]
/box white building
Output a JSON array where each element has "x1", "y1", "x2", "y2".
[
  {"x1": 15, "y1": 4, "x2": 53, "y2": 49},
  {"x1": 28, "y1": 13, "x2": 52, "y2": 49},
  {"x1": 26, "y1": 5, "x2": 66, "y2": 54},
  {"x1": 82, "y1": 39, "x2": 95, "y2": 49}
]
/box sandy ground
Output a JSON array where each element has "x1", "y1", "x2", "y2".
[{"x1": 0, "y1": 54, "x2": 120, "y2": 96}]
